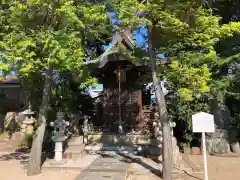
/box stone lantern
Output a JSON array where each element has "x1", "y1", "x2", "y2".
[
  {"x1": 20, "y1": 102, "x2": 36, "y2": 135},
  {"x1": 50, "y1": 112, "x2": 69, "y2": 163}
]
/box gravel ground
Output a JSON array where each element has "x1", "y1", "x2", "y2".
[
  {"x1": 0, "y1": 159, "x2": 79, "y2": 180},
  {"x1": 188, "y1": 154, "x2": 240, "y2": 180},
  {"x1": 127, "y1": 154, "x2": 240, "y2": 180}
]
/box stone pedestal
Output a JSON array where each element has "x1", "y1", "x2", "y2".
[
  {"x1": 172, "y1": 136, "x2": 180, "y2": 165},
  {"x1": 54, "y1": 141, "x2": 64, "y2": 161},
  {"x1": 83, "y1": 115, "x2": 89, "y2": 145},
  {"x1": 170, "y1": 122, "x2": 179, "y2": 165}
]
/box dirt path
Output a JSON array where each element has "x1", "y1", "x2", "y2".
[
  {"x1": 0, "y1": 159, "x2": 79, "y2": 180},
  {"x1": 0, "y1": 154, "x2": 240, "y2": 180},
  {"x1": 188, "y1": 154, "x2": 240, "y2": 180}
]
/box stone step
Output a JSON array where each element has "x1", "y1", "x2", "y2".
[
  {"x1": 63, "y1": 151, "x2": 87, "y2": 159},
  {"x1": 42, "y1": 154, "x2": 99, "y2": 170},
  {"x1": 67, "y1": 136, "x2": 83, "y2": 146},
  {"x1": 84, "y1": 145, "x2": 139, "y2": 154},
  {"x1": 63, "y1": 143, "x2": 86, "y2": 160},
  {"x1": 66, "y1": 146, "x2": 85, "y2": 152}
]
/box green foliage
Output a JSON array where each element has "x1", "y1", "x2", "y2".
[
  {"x1": 0, "y1": 0, "x2": 112, "y2": 123},
  {"x1": 0, "y1": 1, "x2": 112, "y2": 159},
  {"x1": 110, "y1": 0, "x2": 240, "y2": 147},
  {"x1": 165, "y1": 60, "x2": 211, "y2": 101},
  {"x1": 209, "y1": 0, "x2": 240, "y2": 137},
  {"x1": 0, "y1": 0, "x2": 110, "y2": 85}
]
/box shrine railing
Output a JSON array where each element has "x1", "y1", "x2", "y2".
[
  {"x1": 80, "y1": 105, "x2": 158, "y2": 135},
  {"x1": 81, "y1": 124, "x2": 150, "y2": 134}
]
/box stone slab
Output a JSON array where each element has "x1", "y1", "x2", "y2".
[
  {"x1": 68, "y1": 136, "x2": 84, "y2": 146},
  {"x1": 76, "y1": 171, "x2": 126, "y2": 180},
  {"x1": 87, "y1": 133, "x2": 150, "y2": 145},
  {"x1": 43, "y1": 154, "x2": 99, "y2": 170},
  {"x1": 85, "y1": 144, "x2": 138, "y2": 155},
  {"x1": 74, "y1": 155, "x2": 129, "y2": 180}
]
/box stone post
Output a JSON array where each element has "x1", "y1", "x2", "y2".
[
  {"x1": 170, "y1": 121, "x2": 179, "y2": 165},
  {"x1": 149, "y1": 114, "x2": 179, "y2": 165},
  {"x1": 50, "y1": 112, "x2": 69, "y2": 163},
  {"x1": 83, "y1": 115, "x2": 89, "y2": 145},
  {"x1": 149, "y1": 112, "x2": 163, "y2": 162}
]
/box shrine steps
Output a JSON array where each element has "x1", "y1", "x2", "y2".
[
  {"x1": 84, "y1": 144, "x2": 139, "y2": 154},
  {"x1": 65, "y1": 142, "x2": 140, "y2": 159},
  {"x1": 87, "y1": 133, "x2": 150, "y2": 146},
  {"x1": 63, "y1": 136, "x2": 86, "y2": 160}
]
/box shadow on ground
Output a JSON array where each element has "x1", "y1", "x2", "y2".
[
  {"x1": 116, "y1": 152, "x2": 163, "y2": 178},
  {"x1": 0, "y1": 148, "x2": 48, "y2": 169},
  {"x1": 0, "y1": 148, "x2": 29, "y2": 161},
  {"x1": 0, "y1": 152, "x2": 29, "y2": 161}
]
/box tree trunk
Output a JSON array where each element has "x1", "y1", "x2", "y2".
[
  {"x1": 148, "y1": 27, "x2": 173, "y2": 180},
  {"x1": 27, "y1": 66, "x2": 53, "y2": 176}
]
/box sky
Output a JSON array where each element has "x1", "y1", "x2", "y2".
[{"x1": 103, "y1": 12, "x2": 148, "y2": 49}]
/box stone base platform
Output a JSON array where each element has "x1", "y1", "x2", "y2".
[
  {"x1": 42, "y1": 154, "x2": 99, "y2": 170},
  {"x1": 42, "y1": 150, "x2": 203, "y2": 180},
  {"x1": 84, "y1": 144, "x2": 203, "y2": 174},
  {"x1": 87, "y1": 133, "x2": 150, "y2": 145},
  {"x1": 63, "y1": 136, "x2": 86, "y2": 160},
  {"x1": 84, "y1": 143, "x2": 139, "y2": 154}
]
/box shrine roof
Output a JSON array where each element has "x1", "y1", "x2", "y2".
[
  {"x1": 84, "y1": 29, "x2": 169, "y2": 69},
  {"x1": 94, "y1": 29, "x2": 135, "y2": 68}
]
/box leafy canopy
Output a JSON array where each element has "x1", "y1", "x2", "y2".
[
  {"x1": 0, "y1": 0, "x2": 111, "y2": 87},
  {"x1": 110, "y1": 0, "x2": 240, "y2": 101}
]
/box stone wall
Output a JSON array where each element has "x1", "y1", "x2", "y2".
[
  {"x1": 207, "y1": 101, "x2": 231, "y2": 154},
  {"x1": 206, "y1": 129, "x2": 230, "y2": 154},
  {"x1": 210, "y1": 99, "x2": 231, "y2": 130},
  {"x1": 87, "y1": 133, "x2": 150, "y2": 145}
]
